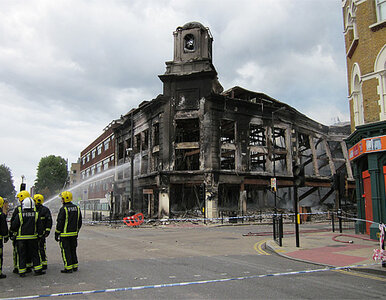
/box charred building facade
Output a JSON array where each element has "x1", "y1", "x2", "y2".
[{"x1": 112, "y1": 22, "x2": 352, "y2": 219}]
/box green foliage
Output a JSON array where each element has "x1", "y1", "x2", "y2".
[
  {"x1": 0, "y1": 164, "x2": 16, "y2": 202},
  {"x1": 35, "y1": 155, "x2": 68, "y2": 198}
]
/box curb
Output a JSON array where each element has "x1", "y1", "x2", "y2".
[{"x1": 265, "y1": 240, "x2": 386, "y2": 276}]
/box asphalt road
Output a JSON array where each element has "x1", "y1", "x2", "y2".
[{"x1": 0, "y1": 223, "x2": 385, "y2": 299}]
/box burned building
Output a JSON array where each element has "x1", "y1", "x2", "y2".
[{"x1": 112, "y1": 22, "x2": 352, "y2": 219}]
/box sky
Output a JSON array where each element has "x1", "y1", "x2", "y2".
[{"x1": 0, "y1": 0, "x2": 349, "y2": 192}]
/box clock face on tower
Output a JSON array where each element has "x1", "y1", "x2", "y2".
[{"x1": 184, "y1": 34, "x2": 195, "y2": 52}]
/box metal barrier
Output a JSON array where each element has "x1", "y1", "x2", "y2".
[{"x1": 273, "y1": 215, "x2": 283, "y2": 246}]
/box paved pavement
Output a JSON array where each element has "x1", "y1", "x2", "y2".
[{"x1": 266, "y1": 226, "x2": 386, "y2": 274}]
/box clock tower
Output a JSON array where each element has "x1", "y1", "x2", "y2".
[{"x1": 159, "y1": 22, "x2": 223, "y2": 104}]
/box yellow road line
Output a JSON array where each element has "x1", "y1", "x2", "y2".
[
  {"x1": 334, "y1": 269, "x2": 386, "y2": 282},
  {"x1": 254, "y1": 239, "x2": 270, "y2": 255}
]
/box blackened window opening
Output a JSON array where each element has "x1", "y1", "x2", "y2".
[
  {"x1": 221, "y1": 149, "x2": 235, "y2": 170},
  {"x1": 175, "y1": 149, "x2": 199, "y2": 170},
  {"x1": 135, "y1": 134, "x2": 141, "y2": 153},
  {"x1": 153, "y1": 123, "x2": 160, "y2": 146},
  {"x1": 250, "y1": 151, "x2": 266, "y2": 171},
  {"x1": 221, "y1": 119, "x2": 235, "y2": 144},
  {"x1": 249, "y1": 124, "x2": 266, "y2": 146},
  {"x1": 142, "y1": 129, "x2": 149, "y2": 151},
  {"x1": 176, "y1": 119, "x2": 199, "y2": 143}
]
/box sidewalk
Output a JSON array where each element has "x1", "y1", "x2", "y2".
[{"x1": 266, "y1": 227, "x2": 385, "y2": 275}]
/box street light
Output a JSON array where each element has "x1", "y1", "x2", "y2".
[{"x1": 271, "y1": 106, "x2": 286, "y2": 216}]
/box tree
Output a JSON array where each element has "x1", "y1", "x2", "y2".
[
  {"x1": 0, "y1": 164, "x2": 16, "y2": 202},
  {"x1": 35, "y1": 155, "x2": 68, "y2": 198}
]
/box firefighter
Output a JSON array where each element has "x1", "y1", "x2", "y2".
[
  {"x1": 55, "y1": 191, "x2": 82, "y2": 273},
  {"x1": 0, "y1": 196, "x2": 9, "y2": 279},
  {"x1": 10, "y1": 191, "x2": 28, "y2": 274},
  {"x1": 33, "y1": 194, "x2": 52, "y2": 270},
  {"x1": 10, "y1": 196, "x2": 44, "y2": 277}
]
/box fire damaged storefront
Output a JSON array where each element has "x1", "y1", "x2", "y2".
[{"x1": 112, "y1": 22, "x2": 353, "y2": 220}]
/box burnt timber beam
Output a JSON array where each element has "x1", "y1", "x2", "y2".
[{"x1": 299, "y1": 186, "x2": 318, "y2": 201}]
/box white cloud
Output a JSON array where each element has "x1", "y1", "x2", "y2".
[{"x1": 0, "y1": 0, "x2": 350, "y2": 192}]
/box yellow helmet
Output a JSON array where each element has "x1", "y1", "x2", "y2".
[
  {"x1": 59, "y1": 191, "x2": 72, "y2": 203},
  {"x1": 17, "y1": 190, "x2": 30, "y2": 202},
  {"x1": 0, "y1": 196, "x2": 3, "y2": 208},
  {"x1": 33, "y1": 194, "x2": 44, "y2": 205}
]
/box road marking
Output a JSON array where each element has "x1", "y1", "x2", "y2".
[
  {"x1": 254, "y1": 239, "x2": 270, "y2": 255},
  {"x1": 3, "y1": 264, "x2": 380, "y2": 299},
  {"x1": 334, "y1": 269, "x2": 386, "y2": 282}
]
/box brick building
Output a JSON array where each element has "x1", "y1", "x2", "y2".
[
  {"x1": 342, "y1": 0, "x2": 386, "y2": 238},
  {"x1": 74, "y1": 121, "x2": 118, "y2": 214},
  {"x1": 111, "y1": 22, "x2": 352, "y2": 220}
]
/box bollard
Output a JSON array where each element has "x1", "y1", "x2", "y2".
[
  {"x1": 273, "y1": 215, "x2": 276, "y2": 240},
  {"x1": 279, "y1": 215, "x2": 283, "y2": 247},
  {"x1": 331, "y1": 211, "x2": 335, "y2": 232},
  {"x1": 338, "y1": 209, "x2": 343, "y2": 233}
]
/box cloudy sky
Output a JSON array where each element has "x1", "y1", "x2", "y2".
[{"x1": 0, "y1": 0, "x2": 349, "y2": 191}]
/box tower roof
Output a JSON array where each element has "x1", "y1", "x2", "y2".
[{"x1": 178, "y1": 22, "x2": 207, "y2": 31}]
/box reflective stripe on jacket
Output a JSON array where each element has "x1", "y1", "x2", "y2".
[{"x1": 56, "y1": 203, "x2": 82, "y2": 238}]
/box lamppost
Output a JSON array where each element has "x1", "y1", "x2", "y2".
[{"x1": 272, "y1": 107, "x2": 285, "y2": 217}]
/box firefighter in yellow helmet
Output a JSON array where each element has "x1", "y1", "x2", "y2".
[
  {"x1": 10, "y1": 196, "x2": 45, "y2": 277},
  {"x1": 33, "y1": 194, "x2": 52, "y2": 270},
  {"x1": 55, "y1": 191, "x2": 82, "y2": 273},
  {"x1": 0, "y1": 196, "x2": 9, "y2": 279},
  {"x1": 9, "y1": 190, "x2": 31, "y2": 274}
]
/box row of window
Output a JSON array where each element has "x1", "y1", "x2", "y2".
[
  {"x1": 118, "y1": 123, "x2": 160, "y2": 160},
  {"x1": 351, "y1": 46, "x2": 386, "y2": 126},
  {"x1": 81, "y1": 156, "x2": 114, "y2": 179},
  {"x1": 81, "y1": 136, "x2": 113, "y2": 165}
]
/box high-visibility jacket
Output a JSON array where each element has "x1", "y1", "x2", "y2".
[
  {"x1": 10, "y1": 208, "x2": 43, "y2": 240},
  {"x1": 0, "y1": 210, "x2": 8, "y2": 247},
  {"x1": 55, "y1": 202, "x2": 82, "y2": 238},
  {"x1": 9, "y1": 205, "x2": 21, "y2": 238},
  {"x1": 36, "y1": 204, "x2": 52, "y2": 235}
]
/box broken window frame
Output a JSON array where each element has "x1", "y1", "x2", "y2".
[
  {"x1": 135, "y1": 133, "x2": 141, "y2": 154},
  {"x1": 249, "y1": 123, "x2": 266, "y2": 146},
  {"x1": 142, "y1": 129, "x2": 149, "y2": 151},
  {"x1": 220, "y1": 148, "x2": 236, "y2": 170},
  {"x1": 220, "y1": 119, "x2": 235, "y2": 144},
  {"x1": 272, "y1": 126, "x2": 288, "y2": 174},
  {"x1": 175, "y1": 118, "x2": 200, "y2": 143},
  {"x1": 153, "y1": 123, "x2": 160, "y2": 147},
  {"x1": 250, "y1": 150, "x2": 267, "y2": 172},
  {"x1": 175, "y1": 148, "x2": 200, "y2": 171}
]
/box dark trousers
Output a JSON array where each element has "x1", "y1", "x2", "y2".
[
  {"x1": 60, "y1": 236, "x2": 78, "y2": 270},
  {"x1": 38, "y1": 237, "x2": 47, "y2": 266},
  {"x1": 0, "y1": 246, "x2": 3, "y2": 275},
  {"x1": 12, "y1": 239, "x2": 17, "y2": 269},
  {"x1": 17, "y1": 239, "x2": 42, "y2": 274}
]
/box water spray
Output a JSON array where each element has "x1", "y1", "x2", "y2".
[{"x1": 44, "y1": 160, "x2": 133, "y2": 209}]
